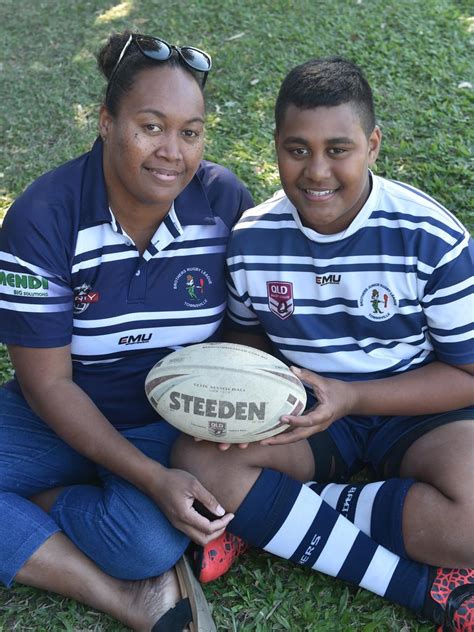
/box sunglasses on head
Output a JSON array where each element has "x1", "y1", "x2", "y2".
[{"x1": 106, "y1": 33, "x2": 212, "y2": 98}]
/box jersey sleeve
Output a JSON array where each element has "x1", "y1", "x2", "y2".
[
  {"x1": 196, "y1": 161, "x2": 254, "y2": 228},
  {"x1": 225, "y1": 235, "x2": 264, "y2": 334},
  {"x1": 0, "y1": 182, "x2": 74, "y2": 348},
  {"x1": 422, "y1": 232, "x2": 474, "y2": 365}
]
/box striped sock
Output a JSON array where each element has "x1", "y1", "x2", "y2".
[
  {"x1": 229, "y1": 469, "x2": 429, "y2": 614},
  {"x1": 307, "y1": 478, "x2": 415, "y2": 557}
]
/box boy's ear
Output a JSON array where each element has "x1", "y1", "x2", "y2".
[{"x1": 368, "y1": 125, "x2": 382, "y2": 165}]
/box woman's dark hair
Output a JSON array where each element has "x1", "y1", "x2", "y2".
[
  {"x1": 275, "y1": 57, "x2": 376, "y2": 137},
  {"x1": 97, "y1": 30, "x2": 204, "y2": 116}
]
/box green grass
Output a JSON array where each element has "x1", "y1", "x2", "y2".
[{"x1": 1, "y1": 0, "x2": 472, "y2": 629}]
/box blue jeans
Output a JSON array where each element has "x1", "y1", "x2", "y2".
[{"x1": 0, "y1": 388, "x2": 188, "y2": 587}]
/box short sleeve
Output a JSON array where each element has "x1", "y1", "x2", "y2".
[
  {"x1": 225, "y1": 243, "x2": 263, "y2": 335},
  {"x1": 0, "y1": 181, "x2": 74, "y2": 348},
  {"x1": 422, "y1": 233, "x2": 474, "y2": 365}
]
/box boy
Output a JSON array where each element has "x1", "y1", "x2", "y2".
[{"x1": 173, "y1": 57, "x2": 474, "y2": 630}]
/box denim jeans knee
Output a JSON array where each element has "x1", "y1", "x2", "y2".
[{"x1": 50, "y1": 478, "x2": 189, "y2": 580}]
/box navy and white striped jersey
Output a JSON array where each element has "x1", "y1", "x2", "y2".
[
  {"x1": 0, "y1": 138, "x2": 253, "y2": 426},
  {"x1": 227, "y1": 173, "x2": 474, "y2": 379}
]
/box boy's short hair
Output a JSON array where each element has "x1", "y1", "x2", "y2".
[{"x1": 275, "y1": 57, "x2": 376, "y2": 137}]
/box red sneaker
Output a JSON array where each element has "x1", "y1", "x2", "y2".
[
  {"x1": 193, "y1": 532, "x2": 249, "y2": 584},
  {"x1": 429, "y1": 567, "x2": 474, "y2": 631}
]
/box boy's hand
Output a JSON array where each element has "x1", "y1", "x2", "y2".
[
  {"x1": 193, "y1": 437, "x2": 250, "y2": 451},
  {"x1": 261, "y1": 367, "x2": 357, "y2": 445}
]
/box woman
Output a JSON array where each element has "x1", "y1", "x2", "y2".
[{"x1": 0, "y1": 30, "x2": 253, "y2": 630}]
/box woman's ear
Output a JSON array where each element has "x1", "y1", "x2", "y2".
[{"x1": 98, "y1": 105, "x2": 113, "y2": 142}]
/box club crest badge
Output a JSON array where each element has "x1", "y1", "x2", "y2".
[
  {"x1": 73, "y1": 283, "x2": 100, "y2": 314},
  {"x1": 267, "y1": 281, "x2": 294, "y2": 320},
  {"x1": 173, "y1": 267, "x2": 212, "y2": 308},
  {"x1": 359, "y1": 283, "x2": 397, "y2": 321}
]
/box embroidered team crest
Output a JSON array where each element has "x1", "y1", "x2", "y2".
[
  {"x1": 173, "y1": 267, "x2": 212, "y2": 308},
  {"x1": 73, "y1": 283, "x2": 100, "y2": 314},
  {"x1": 359, "y1": 283, "x2": 397, "y2": 321},
  {"x1": 267, "y1": 281, "x2": 294, "y2": 320},
  {"x1": 185, "y1": 274, "x2": 205, "y2": 300}
]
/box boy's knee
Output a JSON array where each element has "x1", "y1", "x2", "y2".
[
  {"x1": 171, "y1": 434, "x2": 209, "y2": 471},
  {"x1": 453, "y1": 511, "x2": 474, "y2": 567},
  {"x1": 438, "y1": 505, "x2": 474, "y2": 568}
]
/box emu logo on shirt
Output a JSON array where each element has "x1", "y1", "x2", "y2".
[
  {"x1": 118, "y1": 333, "x2": 153, "y2": 346},
  {"x1": 359, "y1": 283, "x2": 397, "y2": 321},
  {"x1": 316, "y1": 274, "x2": 341, "y2": 286},
  {"x1": 267, "y1": 281, "x2": 294, "y2": 320}
]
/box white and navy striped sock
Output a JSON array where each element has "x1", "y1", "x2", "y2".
[
  {"x1": 230, "y1": 469, "x2": 429, "y2": 614},
  {"x1": 307, "y1": 478, "x2": 415, "y2": 557}
]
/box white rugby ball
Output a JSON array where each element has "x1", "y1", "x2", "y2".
[{"x1": 145, "y1": 342, "x2": 307, "y2": 443}]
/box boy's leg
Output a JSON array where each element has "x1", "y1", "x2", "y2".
[
  {"x1": 304, "y1": 410, "x2": 474, "y2": 567},
  {"x1": 397, "y1": 418, "x2": 474, "y2": 567},
  {"x1": 173, "y1": 437, "x2": 439, "y2": 620}
]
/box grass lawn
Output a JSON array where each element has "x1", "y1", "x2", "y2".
[{"x1": 1, "y1": 0, "x2": 472, "y2": 630}]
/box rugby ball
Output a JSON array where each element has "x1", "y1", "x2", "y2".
[{"x1": 145, "y1": 342, "x2": 307, "y2": 443}]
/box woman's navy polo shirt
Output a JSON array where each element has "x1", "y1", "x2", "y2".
[{"x1": 0, "y1": 138, "x2": 253, "y2": 427}]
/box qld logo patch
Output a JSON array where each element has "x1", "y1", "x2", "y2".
[
  {"x1": 359, "y1": 283, "x2": 397, "y2": 321},
  {"x1": 173, "y1": 267, "x2": 212, "y2": 308},
  {"x1": 267, "y1": 281, "x2": 294, "y2": 320},
  {"x1": 73, "y1": 283, "x2": 100, "y2": 314},
  {"x1": 208, "y1": 421, "x2": 227, "y2": 437}
]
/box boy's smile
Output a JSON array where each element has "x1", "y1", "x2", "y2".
[{"x1": 275, "y1": 102, "x2": 381, "y2": 234}]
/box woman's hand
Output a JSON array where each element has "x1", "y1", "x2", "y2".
[
  {"x1": 150, "y1": 466, "x2": 234, "y2": 545},
  {"x1": 261, "y1": 366, "x2": 358, "y2": 445}
]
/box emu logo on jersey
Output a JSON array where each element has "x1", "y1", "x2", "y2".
[
  {"x1": 118, "y1": 333, "x2": 153, "y2": 346},
  {"x1": 316, "y1": 274, "x2": 341, "y2": 286},
  {"x1": 267, "y1": 281, "x2": 294, "y2": 320},
  {"x1": 359, "y1": 283, "x2": 397, "y2": 321},
  {"x1": 73, "y1": 283, "x2": 100, "y2": 314}
]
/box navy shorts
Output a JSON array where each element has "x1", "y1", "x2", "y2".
[{"x1": 307, "y1": 401, "x2": 474, "y2": 482}]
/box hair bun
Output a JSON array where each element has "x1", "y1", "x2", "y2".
[{"x1": 96, "y1": 29, "x2": 135, "y2": 81}]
